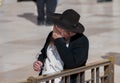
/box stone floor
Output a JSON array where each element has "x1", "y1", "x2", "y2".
[{"x1": 0, "y1": 0, "x2": 120, "y2": 83}]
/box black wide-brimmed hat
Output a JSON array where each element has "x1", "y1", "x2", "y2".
[{"x1": 50, "y1": 9, "x2": 85, "y2": 33}]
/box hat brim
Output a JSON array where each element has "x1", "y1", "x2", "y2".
[{"x1": 50, "y1": 13, "x2": 85, "y2": 33}]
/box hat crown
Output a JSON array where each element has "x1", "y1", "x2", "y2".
[
  {"x1": 50, "y1": 9, "x2": 84, "y2": 33},
  {"x1": 60, "y1": 9, "x2": 80, "y2": 25}
]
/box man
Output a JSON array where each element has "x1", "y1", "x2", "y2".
[
  {"x1": 36, "y1": 0, "x2": 57, "y2": 25},
  {"x1": 33, "y1": 9, "x2": 89, "y2": 83}
]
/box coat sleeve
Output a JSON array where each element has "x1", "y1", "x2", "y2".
[
  {"x1": 54, "y1": 36, "x2": 89, "y2": 69},
  {"x1": 37, "y1": 48, "x2": 46, "y2": 63},
  {"x1": 37, "y1": 31, "x2": 53, "y2": 63}
]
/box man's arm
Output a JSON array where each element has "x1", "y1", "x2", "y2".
[{"x1": 54, "y1": 36, "x2": 89, "y2": 69}]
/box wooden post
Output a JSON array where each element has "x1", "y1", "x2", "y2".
[
  {"x1": 81, "y1": 72, "x2": 85, "y2": 83},
  {"x1": 76, "y1": 73, "x2": 80, "y2": 83},
  {"x1": 91, "y1": 68, "x2": 95, "y2": 83},
  {"x1": 66, "y1": 76, "x2": 70, "y2": 83},
  {"x1": 62, "y1": 77, "x2": 65, "y2": 83},
  {"x1": 108, "y1": 56, "x2": 114, "y2": 83},
  {"x1": 27, "y1": 76, "x2": 37, "y2": 83},
  {"x1": 96, "y1": 67, "x2": 100, "y2": 83},
  {"x1": 20, "y1": 81, "x2": 31, "y2": 83},
  {"x1": 104, "y1": 65, "x2": 109, "y2": 83}
]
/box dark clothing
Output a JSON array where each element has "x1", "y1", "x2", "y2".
[
  {"x1": 38, "y1": 31, "x2": 89, "y2": 83},
  {"x1": 36, "y1": 0, "x2": 57, "y2": 24}
]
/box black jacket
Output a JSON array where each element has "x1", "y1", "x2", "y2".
[{"x1": 38, "y1": 31, "x2": 89, "y2": 82}]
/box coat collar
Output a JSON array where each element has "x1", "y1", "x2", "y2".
[{"x1": 70, "y1": 33, "x2": 83, "y2": 42}]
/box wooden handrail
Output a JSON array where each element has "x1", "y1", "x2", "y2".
[{"x1": 21, "y1": 56, "x2": 114, "y2": 83}]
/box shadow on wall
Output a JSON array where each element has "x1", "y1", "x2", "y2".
[
  {"x1": 18, "y1": 13, "x2": 37, "y2": 25},
  {"x1": 102, "y1": 52, "x2": 120, "y2": 66}
]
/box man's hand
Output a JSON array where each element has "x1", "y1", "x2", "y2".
[
  {"x1": 52, "y1": 25, "x2": 63, "y2": 39},
  {"x1": 33, "y1": 60, "x2": 43, "y2": 72}
]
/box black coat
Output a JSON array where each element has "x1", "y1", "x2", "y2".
[{"x1": 38, "y1": 31, "x2": 89, "y2": 82}]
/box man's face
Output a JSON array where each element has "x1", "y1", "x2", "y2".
[{"x1": 53, "y1": 25, "x2": 71, "y2": 40}]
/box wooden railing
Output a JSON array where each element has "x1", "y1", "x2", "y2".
[{"x1": 21, "y1": 56, "x2": 114, "y2": 83}]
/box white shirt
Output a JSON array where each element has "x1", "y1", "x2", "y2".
[{"x1": 41, "y1": 44, "x2": 64, "y2": 83}]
